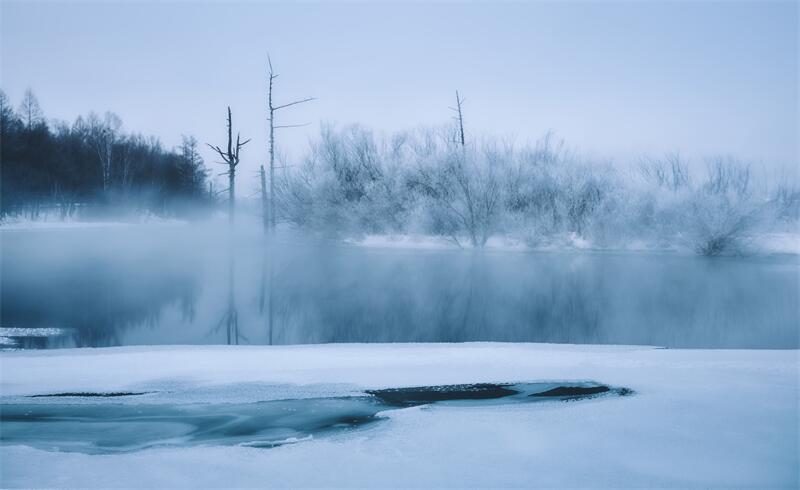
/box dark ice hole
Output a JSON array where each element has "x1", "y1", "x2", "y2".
[
  {"x1": 367, "y1": 383, "x2": 520, "y2": 405},
  {"x1": 529, "y1": 385, "x2": 610, "y2": 398},
  {"x1": 1, "y1": 382, "x2": 630, "y2": 454}
]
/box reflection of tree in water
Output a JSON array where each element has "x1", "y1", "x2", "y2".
[
  {"x1": 453, "y1": 253, "x2": 490, "y2": 341},
  {"x1": 521, "y1": 271, "x2": 603, "y2": 344},
  {"x1": 258, "y1": 247, "x2": 607, "y2": 344},
  {"x1": 2, "y1": 256, "x2": 198, "y2": 348},
  {"x1": 258, "y1": 241, "x2": 307, "y2": 345},
  {"x1": 213, "y1": 242, "x2": 241, "y2": 345}
]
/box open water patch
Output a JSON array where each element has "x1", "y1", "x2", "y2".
[{"x1": 1, "y1": 382, "x2": 631, "y2": 454}]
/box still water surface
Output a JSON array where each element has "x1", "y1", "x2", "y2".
[{"x1": 2, "y1": 224, "x2": 797, "y2": 349}]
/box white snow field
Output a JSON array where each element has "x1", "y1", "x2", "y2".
[{"x1": 1, "y1": 343, "x2": 798, "y2": 488}]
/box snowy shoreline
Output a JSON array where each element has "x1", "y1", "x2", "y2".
[
  {"x1": 345, "y1": 232, "x2": 800, "y2": 255},
  {"x1": 2, "y1": 216, "x2": 798, "y2": 256},
  {"x1": 1, "y1": 343, "x2": 797, "y2": 488}
]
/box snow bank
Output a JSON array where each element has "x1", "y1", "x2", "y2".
[
  {"x1": 344, "y1": 232, "x2": 800, "y2": 255},
  {"x1": 344, "y1": 234, "x2": 456, "y2": 250},
  {"x1": 1, "y1": 343, "x2": 798, "y2": 488},
  {"x1": 345, "y1": 234, "x2": 580, "y2": 252},
  {"x1": 758, "y1": 232, "x2": 800, "y2": 255}
]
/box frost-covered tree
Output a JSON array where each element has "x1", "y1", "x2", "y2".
[
  {"x1": 635, "y1": 154, "x2": 765, "y2": 255},
  {"x1": 688, "y1": 157, "x2": 761, "y2": 255},
  {"x1": 409, "y1": 141, "x2": 503, "y2": 247},
  {"x1": 277, "y1": 120, "x2": 785, "y2": 255}
]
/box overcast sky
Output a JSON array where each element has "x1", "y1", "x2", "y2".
[{"x1": 2, "y1": 1, "x2": 797, "y2": 188}]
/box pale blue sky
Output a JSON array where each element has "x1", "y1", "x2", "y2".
[{"x1": 2, "y1": 1, "x2": 797, "y2": 185}]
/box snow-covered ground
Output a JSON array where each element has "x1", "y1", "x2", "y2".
[
  {"x1": 344, "y1": 234, "x2": 531, "y2": 251},
  {"x1": 4, "y1": 215, "x2": 798, "y2": 255},
  {"x1": 759, "y1": 232, "x2": 800, "y2": 255},
  {"x1": 346, "y1": 232, "x2": 800, "y2": 255},
  {"x1": 1, "y1": 343, "x2": 797, "y2": 488}
]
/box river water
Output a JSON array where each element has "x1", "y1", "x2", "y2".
[{"x1": 2, "y1": 223, "x2": 797, "y2": 349}]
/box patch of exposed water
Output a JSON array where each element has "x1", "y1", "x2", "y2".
[{"x1": 1, "y1": 382, "x2": 632, "y2": 454}]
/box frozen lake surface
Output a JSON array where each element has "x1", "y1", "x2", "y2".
[
  {"x1": 2, "y1": 224, "x2": 798, "y2": 349},
  {"x1": 0, "y1": 343, "x2": 797, "y2": 488}
]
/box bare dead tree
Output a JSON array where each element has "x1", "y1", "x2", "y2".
[
  {"x1": 267, "y1": 55, "x2": 315, "y2": 231},
  {"x1": 207, "y1": 107, "x2": 250, "y2": 225},
  {"x1": 259, "y1": 165, "x2": 269, "y2": 232},
  {"x1": 207, "y1": 107, "x2": 249, "y2": 345}
]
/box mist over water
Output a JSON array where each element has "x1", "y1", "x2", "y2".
[{"x1": 1, "y1": 221, "x2": 797, "y2": 349}]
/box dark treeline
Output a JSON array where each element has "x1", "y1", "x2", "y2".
[{"x1": 1, "y1": 89, "x2": 210, "y2": 219}]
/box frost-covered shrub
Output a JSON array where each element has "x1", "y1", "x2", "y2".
[
  {"x1": 279, "y1": 125, "x2": 786, "y2": 255},
  {"x1": 635, "y1": 155, "x2": 765, "y2": 255},
  {"x1": 771, "y1": 180, "x2": 800, "y2": 225},
  {"x1": 278, "y1": 124, "x2": 413, "y2": 236},
  {"x1": 502, "y1": 135, "x2": 616, "y2": 248},
  {"x1": 406, "y1": 135, "x2": 504, "y2": 247},
  {"x1": 685, "y1": 158, "x2": 762, "y2": 255},
  {"x1": 631, "y1": 154, "x2": 694, "y2": 246}
]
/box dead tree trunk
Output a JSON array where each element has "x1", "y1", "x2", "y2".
[
  {"x1": 454, "y1": 90, "x2": 466, "y2": 148},
  {"x1": 260, "y1": 165, "x2": 268, "y2": 233},
  {"x1": 207, "y1": 107, "x2": 249, "y2": 344},
  {"x1": 268, "y1": 68, "x2": 276, "y2": 230},
  {"x1": 267, "y1": 56, "x2": 315, "y2": 232},
  {"x1": 208, "y1": 107, "x2": 249, "y2": 225},
  {"x1": 268, "y1": 251, "x2": 275, "y2": 345}
]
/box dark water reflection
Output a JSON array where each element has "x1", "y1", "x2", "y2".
[{"x1": 1, "y1": 224, "x2": 797, "y2": 349}]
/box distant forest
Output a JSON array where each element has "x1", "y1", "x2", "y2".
[{"x1": 1, "y1": 89, "x2": 210, "y2": 219}]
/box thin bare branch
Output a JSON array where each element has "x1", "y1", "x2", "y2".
[
  {"x1": 274, "y1": 123, "x2": 310, "y2": 129},
  {"x1": 273, "y1": 97, "x2": 316, "y2": 111}
]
